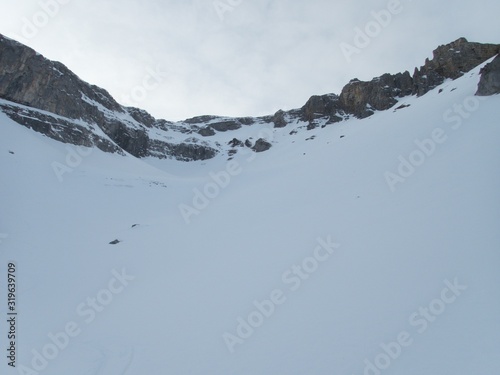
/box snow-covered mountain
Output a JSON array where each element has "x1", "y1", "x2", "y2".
[
  {"x1": 0, "y1": 36, "x2": 499, "y2": 375},
  {"x1": 0, "y1": 35, "x2": 499, "y2": 161}
]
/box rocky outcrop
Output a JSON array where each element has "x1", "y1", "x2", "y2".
[
  {"x1": 148, "y1": 140, "x2": 218, "y2": 161},
  {"x1": 414, "y1": 38, "x2": 500, "y2": 96},
  {"x1": 0, "y1": 36, "x2": 122, "y2": 122},
  {"x1": 126, "y1": 107, "x2": 163, "y2": 128},
  {"x1": 476, "y1": 54, "x2": 500, "y2": 96},
  {"x1": 338, "y1": 38, "x2": 500, "y2": 118},
  {"x1": 252, "y1": 138, "x2": 272, "y2": 153},
  {"x1": 183, "y1": 115, "x2": 254, "y2": 133},
  {"x1": 0, "y1": 102, "x2": 123, "y2": 154},
  {"x1": 339, "y1": 72, "x2": 413, "y2": 118},
  {"x1": 0, "y1": 34, "x2": 217, "y2": 161},
  {"x1": 301, "y1": 94, "x2": 345, "y2": 122},
  {"x1": 0, "y1": 34, "x2": 499, "y2": 162},
  {"x1": 228, "y1": 138, "x2": 245, "y2": 148},
  {"x1": 272, "y1": 110, "x2": 287, "y2": 128},
  {"x1": 209, "y1": 120, "x2": 242, "y2": 132},
  {"x1": 198, "y1": 127, "x2": 216, "y2": 137}
]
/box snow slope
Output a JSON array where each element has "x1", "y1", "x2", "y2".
[{"x1": 0, "y1": 60, "x2": 499, "y2": 375}]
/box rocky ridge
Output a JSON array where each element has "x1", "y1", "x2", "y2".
[{"x1": 0, "y1": 35, "x2": 499, "y2": 161}]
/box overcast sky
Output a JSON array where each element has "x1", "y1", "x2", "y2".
[{"x1": 0, "y1": 0, "x2": 498, "y2": 121}]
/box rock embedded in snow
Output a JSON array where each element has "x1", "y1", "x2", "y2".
[
  {"x1": 476, "y1": 54, "x2": 500, "y2": 96},
  {"x1": 272, "y1": 109, "x2": 287, "y2": 128},
  {"x1": 252, "y1": 138, "x2": 272, "y2": 153}
]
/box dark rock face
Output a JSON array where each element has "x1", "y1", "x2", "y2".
[
  {"x1": 183, "y1": 115, "x2": 219, "y2": 124},
  {"x1": 0, "y1": 36, "x2": 122, "y2": 121},
  {"x1": 339, "y1": 72, "x2": 413, "y2": 118},
  {"x1": 198, "y1": 127, "x2": 216, "y2": 137},
  {"x1": 155, "y1": 142, "x2": 218, "y2": 162},
  {"x1": 0, "y1": 102, "x2": 123, "y2": 154},
  {"x1": 414, "y1": 38, "x2": 500, "y2": 96},
  {"x1": 301, "y1": 94, "x2": 345, "y2": 122},
  {"x1": 209, "y1": 120, "x2": 242, "y2": 132},
  {"x1": 272, "y1": 110, "x2": 287, "y2": 128},
  {"x1": 238, "y1": 117, "x2": 255, "y2": 126},
  {"x1": 337, "y1": 38, "x2": 500, "y2": 118},
  {"x1": 126, "y1": 107, "x2": 159, "y2": 128},
  {"x1": 205, "y1": 117, "x2": 254, "y2": 132},
  {"x1": 98, "y1": 121, "x2": 150, "y2": 157},
  {"x1": 476, "y1": 54, "x2": 500, "y2": 96}
]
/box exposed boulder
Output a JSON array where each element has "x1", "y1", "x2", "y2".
[
  {"x1": 228, "y1": 138, "x2": 244, "y2": 147},
  {"x1": 198, "y1": 127, "x2": 216, "y2": 137},
  {"x1": 252, "y1": 138, "x2": 272, "y2": 153},
  {"x1": 272, "y1": 110, "x2": 287, "y2": 128}
]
